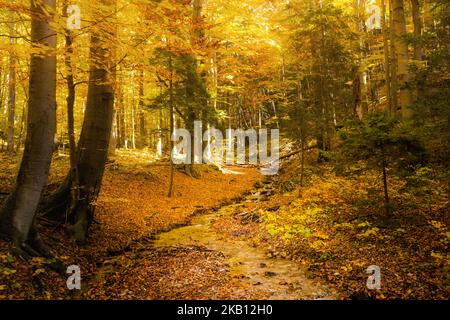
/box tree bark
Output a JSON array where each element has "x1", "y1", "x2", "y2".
[
  {"x1": 389, "y1": 0, "x2": 399, "y2": 113},
  {"x1": 68, "y1": 0, "x2": 116, "y2": 243},
  {"x1": 0, "y1": 0, "x2": 57, "y2": 254},
  {"x1": 168, "y1": 52, "x2": 175, "y2": 197},
  {"x1": 138, "y1": 66, "x2": 146, "y2": 148},
  {"x1": 381, "y1": 0, "x2": 392, "y2": 114},
  {"x1": 183, "y1": 0, "x2": 205, "y2": 177},
  {"x1": 411, "y1": 0, "x2": 424, "y2": 101},
  {"x1": 116, "y1": 65, "x2": 126, "y2": 148},
  {"x1": 7, "y1": 18, "x2": 16, "y2": 153},
  {"x1": 411, "y1": 0, "x2": 423, "y2": 61},
  {"x1": 63, "y1": 0, "x2": 80, "y2": 224},
  {"x1": 392, "y1": 0, "x2": 412, "y2": 117},
  {"x1": 41, "y1": 0, "x2": 116, "y2": 244},
  {"x1": 130, "y1": 65, "x2": 136, "y2": 149}
]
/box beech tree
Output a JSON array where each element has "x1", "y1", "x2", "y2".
[
  {"x1": 0, "y1": 0, "x2": 57, "y2": 256},
  {"x1": 42, "y1": 0, "x2": 117, "y2": 244}
]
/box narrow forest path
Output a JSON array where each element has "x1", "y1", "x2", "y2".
[{"x1": 82, "y1": 174, "x2": 338, "y2": 300}]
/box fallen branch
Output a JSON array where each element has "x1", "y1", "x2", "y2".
[{"x1": 279, "y1": 145, "x2": 317, "y2": 160}]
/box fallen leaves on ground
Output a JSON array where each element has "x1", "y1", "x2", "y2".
[
  {"x1": 212, "y1": 160, "x2": 450, "y2": 299},
  {"x1": 0, "y1": 150, "x2": 262, "y2": 299}
]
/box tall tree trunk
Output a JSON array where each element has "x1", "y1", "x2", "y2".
[
  {"x1": 68, "y1": 0, "x2": 116, "y2": 243},
  {"x1": 41, "y1": 0, "x2": 116, "y2": 244},
  {"x1": 392, "y1": 0, "x2": 412, "y2": 117},
  {"x1": 411, "y1": 0, "x2": 423, "y2": 61},
  {"x1": 168, "y1": 53, "x2": 175, "y2": 197},
  {"x1": 389, "y1": 0, "x2": 399, "y2": 113},
  {"x1": 183, "y1": 0, "x2": 204, "y2": 176},
  {"x1": 138, "y1": 66, "x2": 146, "y2": 148},
  {"x1": 0, "y1": 64, "x2": 4, "y2": 118},
  {"x1": 130, "y1": 65, "x2": 136, "y2": 149},
  {"x1": 63, "y1": 0, "x2": 80, "y2": 224},
  {"x1": 16, "y1": 101, "x2": 26, "y2": 152},
  {"x1": 352, "y1": 66, "x2": 362, "y2": 117},
  {"x1": 7, "y1": 18, "x2": 16, "y2": 153},
  {"x1": 411, "y1": 0, "x2": 424, "y2": 101},
  {"x1": 381, "y1": 0, "x2": 392, "y2": 114},
  {"x1": 157, "y1": 107, "x2": 163, "y2": 157},
  {"x1": 0, "y1": 0, "x2": 57, "y2": 255},
  {"x1": 353, "y1": 0, "x2": 369, "y2": 119},
  {"x1": 139, "y1": 112, "x2": 146, "y2": 149},
  {"x1": 116, "y1": 65, "x2": 126, "y2": 148}
]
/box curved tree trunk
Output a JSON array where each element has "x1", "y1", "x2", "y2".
[
  {"x1": 41, "y1": 0, "x2": 116, "y2": 245},
  {"x1": 0, "y1": 0, "x2": 56, "y2": 255},
  {"x1": 70, "y1": 29, "x2": 115, "y2": 243}
]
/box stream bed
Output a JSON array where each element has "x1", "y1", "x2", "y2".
[{"x1": 152, "y1": 182, "x2": 337, "y2": 300}]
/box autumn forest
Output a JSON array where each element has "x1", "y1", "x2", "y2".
[{"x1": 0, "y1": 0, "x2": 449, "y2": 302}]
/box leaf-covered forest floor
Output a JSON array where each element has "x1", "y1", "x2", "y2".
[
  {"x1": 212, "y1": 158, "x2": 450, "y2": 299},
  {"x1": 0, "y1": 150, "x2": 449, "y2": 299},
  {"x1": 0, "y1": 150, "x2": 263, "y2": 299}
]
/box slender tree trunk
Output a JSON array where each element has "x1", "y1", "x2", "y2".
[
  {"x1": 63, "y1": 1, "x2": 80, "y2": 224},
  {"x1": 130, "y1": 65, "x2": 136, "y2": 149},
  {"x1": 0, "y1": 0, "x2": 57, "y2": 255},
  {"x1": 353, "y1": 0, "x2": 368, "y2": 119},
  {"x1": 122, "y1": 74, "x2": 128, "y2": 149},
  {"x1": 381, "y1": 0, "x2": 392, "y2": 114},
  {"x1": 139, "y1": 112, "x2": 146, "y2": 148},
  {"x1": 381, "y1": 149, "x2": 391, "y2": 217},
  {"x1": 168, "y1": 53, "x2": 175, "y2": 197},
  {"x1": 138, "y1": 66, "x2": 146, "y2": 148},
  {"x1": 16, "y1": 101, "x2": 26, "y2": 152},
  {"x1": 411, "y1": 0, "x2": 423, "y2": 61},
  {"x1": 0, "y1": 65, "x2": 4, "y2": 118},
  {"x1": 117, "y1": 66, "x2": 126, "y2": 148},
  {"x1": 411, "y1": 0, "x2": 424, "y2": 101},
  {"x1": 392, "y1": 0, "x2": 412, "y2": 117},
  {"x1": 157, "y1": 108, "x2": 163, "y2": 157},
  {"x1": 7, "y1": 18, "x2": 16, "y2": 153},
  {"x1": 353, "y1": 66, "x2": 362, "y2": 117},
  {"x1": 389, "y1": 0, "x2": 399, "y2": 112},
  {"x1": 212, "y1": 52, "x2": 218, "y2": 110}
]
